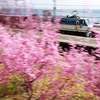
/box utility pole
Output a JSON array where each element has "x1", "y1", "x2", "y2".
[{"x1": 53, "y1": 0, "x2": 56, "y2": 17}]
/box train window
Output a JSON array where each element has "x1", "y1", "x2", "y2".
[
  {"x1": 80, "y1": 20, "x2": 84, "y2": 24},
  {"x1": 86, "y1": 19, "x2": 90, "y2": 25}
]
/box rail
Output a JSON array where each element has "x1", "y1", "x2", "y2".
[{"x1": 58, "y1": 34, "x2": 99, "y2": 48}]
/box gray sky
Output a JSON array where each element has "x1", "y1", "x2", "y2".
[
  {"x1": 25, "y1": 0, "x2": 100, "y2": 9},
  {"x1": 0, "y1": 0, "x2": 100, "y2": 9}
]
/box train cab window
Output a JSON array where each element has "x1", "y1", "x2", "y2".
[
  {"x1": 79, "y1": 20, "x2": 87, "y2": 26},
  {"x1": 80, "y1": 20, "x2": 84, "y2": 24}
]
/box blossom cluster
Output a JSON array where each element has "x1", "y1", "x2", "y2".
[{"x1": 0, "y1": 15, "x2": 100, "y2": 100}]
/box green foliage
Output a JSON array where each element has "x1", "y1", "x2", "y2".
[{"x1": 0, "y1": 73, "x2": 26, "y2": 100}]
